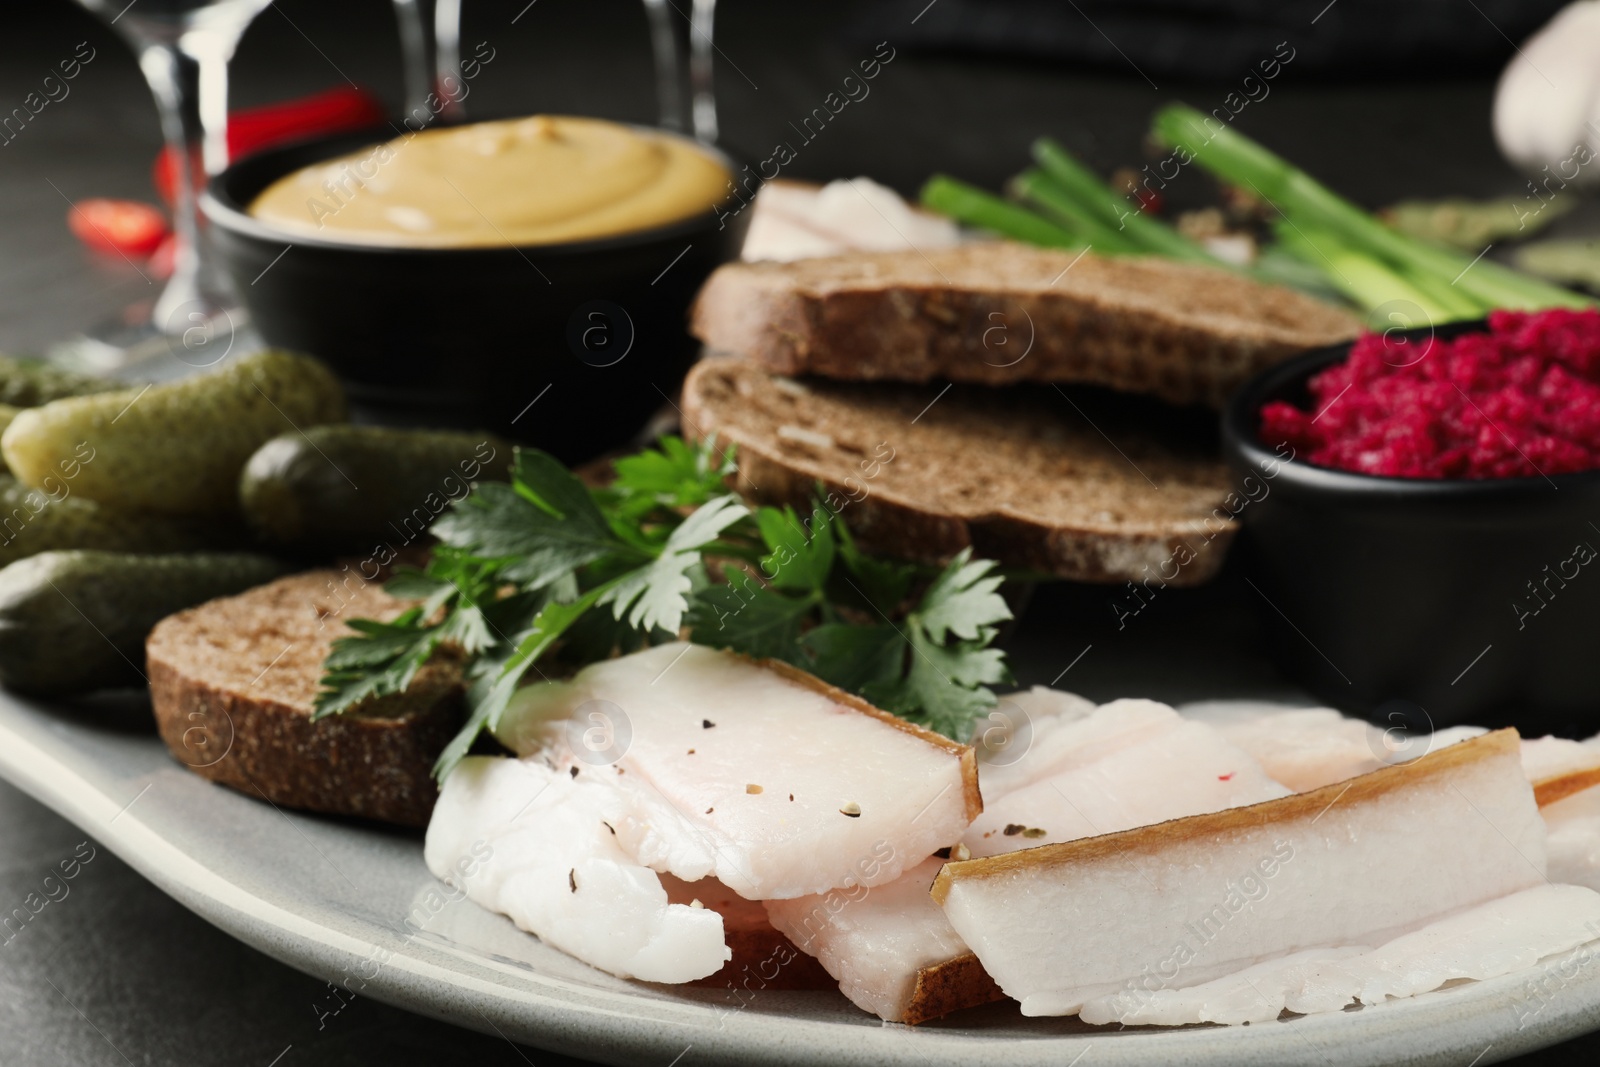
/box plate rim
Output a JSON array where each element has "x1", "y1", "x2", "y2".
[{"x1": 2, "y1": 698, "x2": 1598, "y2": 1067}]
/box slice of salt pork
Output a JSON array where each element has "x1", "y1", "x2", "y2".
[
  {"x1": 1535, "y1": 742, "x2": 1600, "y2": 891},
  {"x1": 1077, "y1": 884, "x2": 1600, "y2": 1026},
  {"x1": 1523, "y1": 734, "x2": 1600, "y2": 805},
  {"x1": 493, "y1": 642, "x2": 979, "y2": 900},
  {"x1": 765, "y1": 856, "x2": 991, "y2": 1024},
  {"x1": 766, "y1": 694, "x2": 1289, "y2": 1022},
  {"x1": 965, "y1": 710, "x2": 1291, "y2": 857},
  {"x1": 1182, "y1": 700, "x2": 1600, "y2": 805},
  {"x1": 424, "y1": 756, "x2": 731, "y2": 983},
  {"x1": 934, "y1": 729, "x2": 1548, "y2": 1017},
  {"x1": 1189, "y1": 700, "x2": 1600, "y2": 895}
]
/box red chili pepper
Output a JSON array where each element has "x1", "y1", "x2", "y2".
[
  {"x1": 1135, "y1": 188, "x2": 1164, "y2": 215},
  {"x1": 151, "y1": 85, "x2": 387, "y2": 204},
  {"x1": 67, "y1": 198, "x2": 170, "y2": 258}
]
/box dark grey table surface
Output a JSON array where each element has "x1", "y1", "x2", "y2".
[{"x1": 2, "y1": 1, "x2": 1597, "y2": 1063}]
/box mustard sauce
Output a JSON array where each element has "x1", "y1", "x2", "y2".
[{"x1": 248, "y1": 115, "x2": 730, "y2": 247}]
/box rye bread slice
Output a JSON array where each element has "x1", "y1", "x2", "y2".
[
  {"x1": 905, "y1": 953, "x2": 1006, "y2": 1025},
  {"x1": 147, "y1": 569, "x2": 464, "y2": 827},
  {"x1": 681, "y1": 357, "x2": 1237, "y2": 586},
  {"x1": 658, "y1": 875, "x2": 835, "y2": 992},
  {"x1": 690, "y1": 243, "x2": 1359, "y2": 407}
]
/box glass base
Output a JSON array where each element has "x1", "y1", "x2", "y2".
[{"x1": 48, "y1": 303, "x2": 261, "y2": 383}]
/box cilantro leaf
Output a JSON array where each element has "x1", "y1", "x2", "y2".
[
  {"x1": 800, "y1": 622, "x2": 905, "y2": 692},
  {"x1": 322, "y1": 434, "x2": 1021, "y2": 781},
  {"x1": 433, "y1": 585, "x2": 607, "y2": 779},
  {"x1": 864, "y1": 637, "x2": 1010, "y2": 740},
  {"x1": 688, "y1": 573, "x2": 816, "y2": 661},
  {"x1": 917, "y1": 550, "x2": 1012, "y2": 643},
  {"x1": 596, "y1": 494, "x2": 749, "y2": 633},
  {"x1": 857, "y1": 550, "x2": 1014, "y2": 739},
  {"x1": 313, "y1": 612, "x2": 440, "y2": 720},
  {"x1": 432, "y1": 451, "x2": 626, "y2": 591},
  {"x1": 831, "y1": 513, "x2": 914, "y2": 614},
  {"x1": 382, "y1": 569, "x2": 451, "y2": 602},
  {"x1": 609, "y1": 435, "x2": 734, "y2": 509},
  {"x1": 756, "y1": 506, "x2": 834, "y2": 592},
  {"x1": 559, "y1": 601, "x2": 652, "y2": 663},
  {"x1": 512, "y1": 448, "x2": 612, "y2": 530},
  {"x1": 437, "y1": 601, "x2": 497, "y2": 656}
]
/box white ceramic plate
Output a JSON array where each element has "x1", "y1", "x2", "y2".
[{"x1": 2, "y1": 689, "x2": 1598, "y2": 1067}]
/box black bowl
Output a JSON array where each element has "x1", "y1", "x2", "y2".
[
  {"x1": 202, "y1": 126, "x2": 749, "y2": 461},
  {"x1": 1222, "y1": 319, "x2": 1600, "y2": 736}
]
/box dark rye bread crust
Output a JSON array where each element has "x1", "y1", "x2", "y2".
[
  {"x1": 658, "y1": 876, "x2": 835, "y2": 992},
  {"x1": 690, "y1": 243, "x2": 1360, "y2": 408},
  {"x1": 905, "y1": 953, "x2": 1006, "y2": 1025},
  {"x1": 147, "y1": 569, "x2": 464, "y2": 828},
  {"x1": 681, "y1": 358, "x2": 1237, "y2": 585}
]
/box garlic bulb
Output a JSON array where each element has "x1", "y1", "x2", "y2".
[{"x1": 1493, "y1": 0, "x2": 1600, "y2": 187}]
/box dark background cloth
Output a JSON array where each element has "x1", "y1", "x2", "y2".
[
  {"x1": 859, "y1": 0, "x2": 1572, "y2": 79},
  {"x1": 3, "y1": 1, "x2": 1600, "y2": 1064}
]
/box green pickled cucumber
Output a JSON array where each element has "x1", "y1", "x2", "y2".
[
  {"x1": 0, "y1": 355, "x2": 114, "y2": 408},
  {"x1": 0, "y1": 550, "x2": 290, "y2": 695},
  {"x1": 1, "y1": 349, "x2": 346, "y2": 517},
  {"x1": 240, "y1": 426, "x2": 511, "y2": 554},
  {"x1": 0, "y1": 475, "x2": 214, "y2": 567}
]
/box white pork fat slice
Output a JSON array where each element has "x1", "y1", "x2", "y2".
[
  {"x1": 935, "y1": 729, "x2": 1548, "y2": 1017},
  {"x1": 765, "y1": 858, "x2": 978, "y2": 1024},
  {"x1": 767, "y1": 696, "x2": 1290, "y2": 1021},
  {"x1": 424, "y1": 756, "x2": 730, "y2": 983},
  {"x1": 740, "y1": 177, "x2": 962, "y2": 262},
  {"x1": 494, "y1": 642, "x2": 978, "y2": 900},
  {"x1": 1180, "y1": 699, "x2": 1511, "y2": 792},
  {"x1": 975, "y1": 695, "x2": 1177, "y2": 799},
  {"x1": 1181, "y1": 700, "x2": 1600, "y2": 804},
  {"x1": 1181, "y1": 702, "x2": 1389, "y2": 790},
  {"x1": 1522, "y1": 735, "x2": 1600, "y2": 806},
  {"x1": 1080, "y1": 884, "x2": 1600, "y2": 1026},
  {"x1": 1520, "y1": 737, "x2": 1600, "y2": 890},
  {"x1": 1548, "y1": 816, "x2": 1600, "y2": 892},
  {"x1": 966, "y1": 716, "x2": 1291, "y2": 857},
  {"x1": 1286, "y1": 884, "x2": 1600, "y2": 1015},
  {"x1": 1078, "y1": 948, "x2": 1367, "y2": 1026}
]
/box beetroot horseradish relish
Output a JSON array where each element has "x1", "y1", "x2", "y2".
[{"x1": 1260, "y1": 309, "x2": 1600, "y2": 480}]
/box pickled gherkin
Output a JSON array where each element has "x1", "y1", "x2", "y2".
[
  {"x1": 1, "y1": 349, "x2": 346, "y2": 516},
  {"x1": 0, "y1": 354, "x2": 114, "y2": 408},
  {"x1": 0, "y1": 550, "x2": 290, "y2": 694},
  {"x1": 240, "y1": 426, "x2": 510, "y2": 554},
  {"x1": 0, "y1": 474, "x2": 213, "y2": 567}
]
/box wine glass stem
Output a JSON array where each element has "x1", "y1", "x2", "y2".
[
  {"x1": 642, "y1": 0, "x2": 686, "y2": 132},
  {"x1": 188, "y1": 29, "x2": 241, "y2": 176},
  {"x1": 689, "y1": 0, "x2": 717, "y2": 143},
  {"x1": 137, "y1": 42, "x2": 208, "y2": 327},
  {"x1": 392, "y1": 0, "x2": 432, "y2": 122},
  {"x1": 138, "y1": 30, "x2": 247, "y2": 331},
  {"x1": 434, "y1": 0, "x2": 464, "y2": 122}
]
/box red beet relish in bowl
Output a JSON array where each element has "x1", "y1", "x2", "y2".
[{"x1": 1260, "y1": 308, "x2": 1600, "y2": 479}]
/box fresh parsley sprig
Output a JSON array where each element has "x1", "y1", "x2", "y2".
[{"x1": 313, "y1": 437, "x2": 1014, "y2": 779}]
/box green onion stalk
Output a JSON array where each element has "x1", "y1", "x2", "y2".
[
  {"x1": 1274, "y1": 224, "x2": 1460, "y2": 326},
  {"x1": 919, "y1": 175, "x2": 1084, "y2": 249},
  {"x1": 1029, "y1": 138, "x2": 1220, "y2": 264},
  {"x1": 1009, "y1": 169, "x2": 1146, "y2": 255},
  {"x1": 1151, "y1": 104, "x2": 1594, "y2": 312}
]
